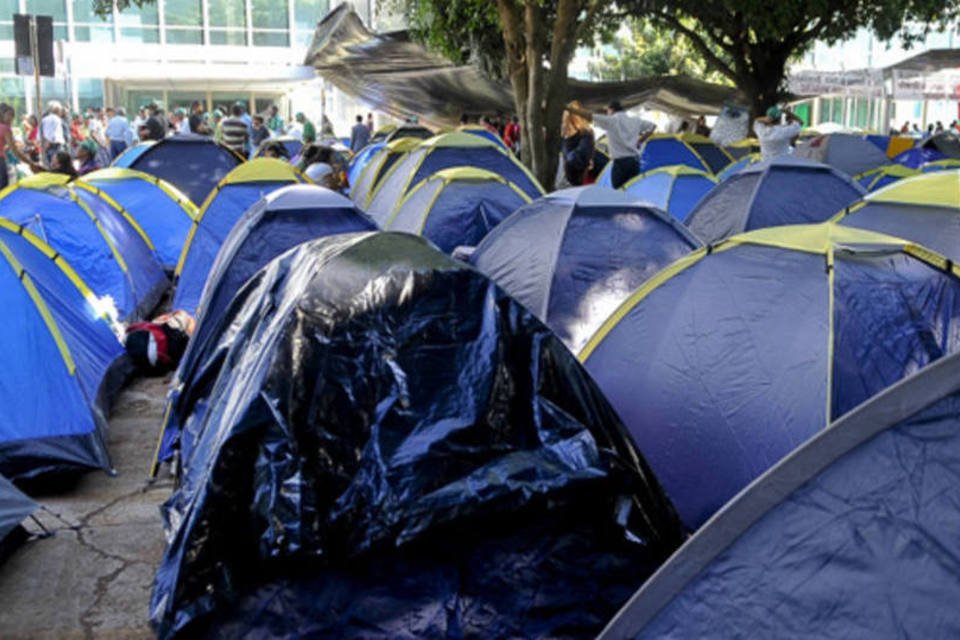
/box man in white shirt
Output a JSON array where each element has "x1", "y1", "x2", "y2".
[
  {"x1": 40, "y1": 101, "x2": 65, "y2": 167},
  {"x1": 105, "y1": 107, "x2": 131, "y2": 158},
  {"x1": 754, "y1": 106, "x2": 804, "y2": 161},
  {"x1": 566, "y1": 100, "x2": 656, "y2": 188}
]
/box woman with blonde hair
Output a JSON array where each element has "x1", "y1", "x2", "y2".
[{"x1": 561, "y1": 100, "x2": 596, "y2": 186}]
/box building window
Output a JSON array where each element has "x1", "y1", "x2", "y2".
[
  {"x1": 208, "y1": 0, "x2": 246, "y2": 46},
  {"x1": 73, "y1": 0, "x2": 114, "y2": 43},
  {"x1": 118, "y1": 3, "x2": 160, "y2": 43},
  {"x1": 24, "y1": 0, "x2": 69, "y2": 40},
  {"x1": 76, "y1": 77, "x2": 104, "y2": 110},
  {"x1": 164, "y1": 0, "x2": 202, "y2": 43},
  {"x1": 294, "y1": 0, "x2": 327, "y2": 46},
  {"x1": 0, "y1": 0, "x2": 16, "y2": 41},
  {"x1": 251, "y1": 0, "x2": 288, "y2": 47}
]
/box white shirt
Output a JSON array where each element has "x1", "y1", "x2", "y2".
[
  {"x1": 178, "y1": 118, "x2": 191, "y2": 135},
  {"x1": 593, "y1": 112, "x2": 655, "y2": 159},
  {"x1": 41, "y1": 112, "x2": 65, "y2": 145},
  {"x1": 754, "y1": 121, "x2": 802, "y2": 161}
]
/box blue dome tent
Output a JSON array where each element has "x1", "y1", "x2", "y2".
[
  {"x1": 253, "y1": 136, "x2": 303, "y2": 161},
  {"x1": 579, "y1": 223, "x2": 960, "y2": 531},
  {"x1": 854, "y1": 163, "x2": 918, "y2": 191},
  {"x1": 80, "y1": 168, "x2": 198, "y2": 272},
  {"x1": 384, "y1": 167, "x2": 530, "y2": 252},
  {"x1": 686, "y1": 157, "x2": 865, "y2": 243},
  {"x1": 172, "y1": 159, "x2": 307, "y2": 314},
  {"x1": 0, "y1": 174, "x2": 168, "y2": 321},
  {"x1": 892, "y1": 145, "x2": 947, "y2": 168},
  {"x1": 458, "y1": 124, "x2": 509, "y2": 149},
  {"x1": 621, "y1": 166, "x2": 717, "y2": 222},
  {"x1": 111, "y1": 142, "x2": 154, "y2": 168},
  {"x1": 0, "y1": 219, "x2": 124, "y2": 481},
  {"x1": 0, "y1": 475, "x2": 36, "y2": 560},
  {"x1": 345, "y1": 140, "x2": 385, "y2": 190},
  {"x1": 599, "y1": 350, "x2": 960, "y2": 640},
  {"x1": 716, "y1": 152, "x2": 760, "y2": 181},
  {"x1": 836, "y1": 170, "x2": 960, "y2": 263},
  {"x1": 365, "y1": 132, "x2": 543, "y2": 224},
  {"x1": 349, "y1": 137, "x2": 420, "y2": 208},
  {"x1": 472, "y1": 187, "x2": 701, "y2": 353},
  {"x1": 150, "y1": 231, "x2": 684, "y2": 639},
  {"x1": 118, "y1": 134, "x2": 243, "y2": 206},
  {"x1": 921, "y1": 158, "x2": 960, "y2": 172},
  {"x1": 639, "y1": 134, "x2": 733, "y2": 174}
]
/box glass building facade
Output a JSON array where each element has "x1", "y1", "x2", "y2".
[{"x1": 0, "y1": 0, "x2": 336, "y2": 115}]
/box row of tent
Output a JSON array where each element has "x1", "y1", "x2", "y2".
[
  {"x1": 5, "y1": 123, "x2": 960, "y2": 636},
  {"x1": 147, "y1": 138, "x2": 960, "y2": 638}
]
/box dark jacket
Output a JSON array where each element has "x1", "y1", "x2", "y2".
[{"x1": 562, "y1": 130, "x2": 595, "y2": 186}]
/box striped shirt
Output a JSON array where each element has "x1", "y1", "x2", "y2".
[{"x1": 220, "y1": 117, "x2": 248, "y2": 153}]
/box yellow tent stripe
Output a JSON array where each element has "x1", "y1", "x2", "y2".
[
  {"x1": 825, "y1": 247, "x2": 835, "y2": 422},
  {"x1": 578, "y1": 248, "x2": 708, "y2": 362},
  {"x1": 864, "y1": 170, "x2": 960, "y2": 208},
  {"x1": 0, "y1": 239, "x2": 76, "y2": 375},
  {"x1": 72, "y1": 181, "x2": 156, "y2": 251},
  {"x1": 0, "y1": 218, "x2": 97, "y2": 303},
  {"x1": 83, "y1": 167, "x2": 199, "y2": 219},
  {"x1": 68, "y1": 191, "x2": 130, "y2": 273}
]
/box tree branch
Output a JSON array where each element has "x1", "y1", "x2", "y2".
[{"x1": 653, "y1": 12, "x2": 737, "y2": 82}]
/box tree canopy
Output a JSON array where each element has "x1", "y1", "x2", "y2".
[
  {"x1": 587, "y1": 19, "x2": 729, "y2": 85},
  {"x1": 623, "y1": 0, "x2": 960, "y2": 113}
]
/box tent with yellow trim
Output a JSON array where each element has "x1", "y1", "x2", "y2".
[
  {"x1": 457, "y1": 124, "x2": 508, "y2": 150},
  {"x1": 365, "y1": 132, "x2": 543, "y2": 223},
  {"x1": 855, "y1": 163, "x2": 919, "y2": 192},
  {"x1": 836, "y1": 170, "x2": 960, "y2": 263},
  {"x1": 349, "y1": 136, "x2": 421, "y2": 209},
  {"x1": 921, "y1": 158, "x2": 960, "y2": 172},
  {"x1": 114, "y1": 134, "x2": 243, "y2": 207},
  {"x1": 80, "y1": 168, "x2": 198, "y2": 271},
  {"x1": 383, "y1": 167, "x2": 531, "y2": 252},
  {"x1": 686, "y1": 156, "x2": 865, "y2": 244},
  {"x1": 640, "y1": 134, "x2": 733, "y2": 175},
  {"x1": 172, "y1": 158, "x2": 307, "y2": 314},
  {"x1": 0, "y1": 174, "x2": 167, "y2": 321},
  {"x1": 622, "y1": 165, "x2": 717, "y2": 222},
  {"x1": 580, "y1": 223, "x2": 960, "y2": 531},
  {"x1": 0, "y1": 218, "x2": 125, "y2": 481},
  {"x1": 471, "y1": 187, "x2": 702, "y2": 354}
]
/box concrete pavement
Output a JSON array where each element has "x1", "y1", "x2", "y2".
[{"x1": 0, "y1": 376, "x2": 172, "y2": 639}]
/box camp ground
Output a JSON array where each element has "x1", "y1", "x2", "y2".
[{"x1": 6, "y1": 3, "x2": 960, "y2": 638}]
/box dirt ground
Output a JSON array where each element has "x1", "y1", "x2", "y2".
[{"x1": 0, "y1": 375, "x2": 173, "y2": 640}]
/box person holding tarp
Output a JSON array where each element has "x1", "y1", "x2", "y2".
[{"x1": 566, "y1": 100, "x2": 656, "y2": 188}]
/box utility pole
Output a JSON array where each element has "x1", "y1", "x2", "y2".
[{"x1": 30, "y1": 15, "x2": 41, "y2": 119}]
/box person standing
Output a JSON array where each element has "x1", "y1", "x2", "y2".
[
  {"x1": 503, "y1": 115, "x2": 521, "y2": 155},
  {"x1": 211, "y1": 109, "x2": 224, "y2": 143},
  {"x1": 560, "y1": 101, "x2": 596, "y2": 187},
  {"x1": 188, "y1": 101, "x2": 208, "y2": 135},
  {"x1": 220, "y1": 104, "x2": 249, "y2": 156},
  {"x1": 565, "y1": 101, "x2": 655, "y2": 189},
  {"x1": 753, "y1": 106, "x2": 804, "y2": 161},
  {"x1": 350, "y1": 114, "x2": 370, "y2": 152},
  {"x1": 105, "y1": 107, "x2": 130, "y2": 158},
  {"x1": 297, "y1": 112, "x2": 317, "y2": 144},
  {"x1": 366, "y1": 112, "x2": 374, "y2": 133},
  {"x1": 40, "y1": 101, "x2": 66, "y2": 166},
  {"x1": 0, "y1": 104, "x2": 43, "y2": 188},
  {"x1": 251, "y1": 115, "x2": 270, "y2": 150},
  {"x1": 140, "y1": 103, "x2": 168, "y2": 141},
  {"x1": 266, "y1": 105, "x2": 285, "y2": 136}
]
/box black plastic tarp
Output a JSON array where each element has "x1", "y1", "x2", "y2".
[
  {"x1": 0, "y1": 474, "x2": 36, "y2": 559},
  {"x1": 304, "y1": 5, "x2": 741, "y2": 127},
  {"x1": 151, "y1": 231, "x2": 685, "y2": 638}
]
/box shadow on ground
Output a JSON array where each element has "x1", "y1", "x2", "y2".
[{"x1": 0, "y1": 376, "x2": 172, "y2": 640}]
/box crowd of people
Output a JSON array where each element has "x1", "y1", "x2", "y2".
[{"x1": 0, "y1": 99, "x2": 329, "y2": 189}]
